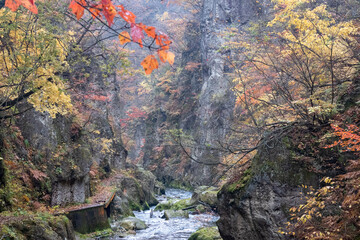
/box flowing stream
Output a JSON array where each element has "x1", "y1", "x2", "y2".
[{"x1": 114, "y1": 188, "x2": 219, "y2": 240}]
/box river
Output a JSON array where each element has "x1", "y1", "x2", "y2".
[{"x1": 114, "y1": 188, "x2": 219, "y2": 240}]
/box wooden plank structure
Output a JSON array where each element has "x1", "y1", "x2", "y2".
[{"x1": 65, "y1": 192, "x2": 116, "y2": 234}]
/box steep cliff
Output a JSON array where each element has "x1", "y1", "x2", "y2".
[
  {"x1": 216, "y1": 125, "x2": 346, "y2": 239},
  {"x1": 137, "y1": 0, "x2": 273, "y2": 186},
  {"x1": 0, "y1": 45, "x2": 128, "y2": 208},
  {"x1": 188, "y1": 0, "x2": 266, "y2": 184}
]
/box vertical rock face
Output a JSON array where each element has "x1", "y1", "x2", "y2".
[
  {"x1": 216, "y1": 126, "x2": 342, "y2": 240},
  {"x1": 137, "y1": 0, "x2": 271, "y2": 186},
  {"x1": 13, "y1": 50, "x2": 128, "y2": 206},
  {"x1": 185, "y1": 0, "x2": 268, "y2": 184},
  {"x1": 216, "y1": 142, "x2": 305, "y2": 240}
]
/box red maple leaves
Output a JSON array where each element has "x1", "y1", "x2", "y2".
[
  {"x1": 325, "y1": 124, "x2": 360, "y2": 152},
  {"x1": 69, "y1": 0, "x2": 86, "y2": 20},
  {"x1": 67, "y1": 0, "x2": 175, "y2": 74},
  {"x1": 5, "y1": 0, "x2": 37, "y2": 14},
  {"x1": 5, "y1": 0, "x2": 175, "y2": 75},
  {"x1": 141, "y1": 55, "x2": 159, "y2": 75}
]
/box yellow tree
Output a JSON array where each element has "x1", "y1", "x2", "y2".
[
  {"x1": 0, "y1": 6, "x2": 73, "y2": 119},
  {"x1": 224, "y1": 0, "x2": 358, "y2": 128}
]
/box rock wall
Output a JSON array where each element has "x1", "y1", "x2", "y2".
[
  {"x1": 139, "y1": 0, "x2": 271, "y2": 186},
  {"x1": 216, "y1": 126, "x2": 343, "y2": 240},
  {"x1": 10, "y1": 47, "x2": 128, "y2": 207}
]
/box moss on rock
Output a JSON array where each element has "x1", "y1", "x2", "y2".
[
  {"x1": 162, "y1": 210, "x2": 189, "y2": 219},
  {"x1": 188, "y1": 227, "x2": 222, "y2": 240},
  {"x1": 155, "y1": 198, "x2": 194, "y2": 211},
  {"x1": 226, "y1": 168, "x2": 253, "y2": 193},
  {"x1": 0, "y1": 214, "x2": 75, "y2": 240},
  {"x1": 119, "y1": 217, "x2": 147, "y2": 230}
]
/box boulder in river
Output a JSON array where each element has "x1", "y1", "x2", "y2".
[
  {"x1": 119, "y1": 216, "x2": 147, "y2": 230},
  {"x1": 155, "y1": 198, "x2": 193, "y2": 211},
  {"x1": 189, "y1": 226, "x2": 223, "y2": 240},
  {"x1": 162, "y1": 210, "x2": 189, "y2": 220},
  {"x1": 191, "y1": 186, "x2": 219, "y2": 208}
]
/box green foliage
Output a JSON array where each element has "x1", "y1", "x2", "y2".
[{"x1": 0, "y1": 225, "x2": 21, "y2": 240}]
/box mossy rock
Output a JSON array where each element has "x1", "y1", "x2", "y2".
[
  {"x1": 0, "y1": 214, "x2": 75, "y2": 240},
  {"x1": 154, "y1": 200, "x2": 175, "y2": 211},
  {"x1": 191, "y1": 186, "x2": 219, "y2": 207},
  {"x1": 226, "y1": 168, "x2": 253, "y2": 193},
  {"x1": 162, "y1": 210, "x2": 189, "y2": 220},
  {"x1": 195, "y1": 204, "x2": 206, "y2": 213},
  {"x1": 111, "y1": 195, "x2": 135, "y2": 220},
  {"x1": 199, "y1": 191, "x2": 218, "y2": 207},
  {"x1": 155, "y1": 198, "x2": 193, "y2": 211},
  {"x1": 171, "y1": 198, "x2": 193, "y2": 210},
  {"x1": 188, "y1": 227, "x2": 222, "y2": 240},
  {"x1": 119, "y1": 217, "x2": 147, "y2": 231},
  {"x1": 167, "y1": 180, "x2": 193, "y2": 191}
]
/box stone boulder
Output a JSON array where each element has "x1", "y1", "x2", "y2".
[
  {"x1": 191, "y1": 186, "x2": 219, "y2": 208},
  {"x1": 110, "y1": 167, "x2": 161, "y2": 220},
  {"x1": 119, "y1": 217, "x2": 147, "y2": 230},
  {"x1": 189, "y1": 227, "x2": 223, "y2": 240},
  {"x1": 162, "y1": 210, "x2": 189, "y2": 220},
  {"x1": 110, "y1": 195, "x2": 134, "y2": 219},
  {"x1": 155, "y1": 198, "x2": 193, "y2": 211}
]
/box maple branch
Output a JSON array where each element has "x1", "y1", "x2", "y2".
[
  {"x1": 0, "y1": 107, "x2": 33, "y2": 120},
  {"x1": 74, "y1": 1, "x2": 161, "y2": 50}
]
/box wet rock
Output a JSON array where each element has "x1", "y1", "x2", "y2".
[
  {"x1": 191, "y1": 186, "x2": 219, "y2": 208},
  {"x1": 162, "y1": 210, "x2": 189, "y2": 220},
  {"x1": 119, "y1": 217, "x2": 147, "y2": 230},
  {"x1": 110, "y1": 195, "x2": 134, "y2": 219},
  {"x1": 189, "y1": 226, "x2": 223, "y2": 240},
  {"x1": 155, "y1": 198, "x2": 193, "y2": 211}
]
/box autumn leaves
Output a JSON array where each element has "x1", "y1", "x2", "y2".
[
  {"x1": 4, "y1": 0, "x2": 175, "y2": 75},
  {"x1": 68, "y1": 0, "x2": 175, "y2": 75},
  {"x1": 5, "y1": 0, "x2": 38, "y2": 14}
]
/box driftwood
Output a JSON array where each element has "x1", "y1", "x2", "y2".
[{"x1": 181, "y1": 205, "x2": 197, "y2": 211}]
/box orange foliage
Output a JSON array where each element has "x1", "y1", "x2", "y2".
[
  {"x1": 325, "y1": 124, "x2": 360, "y2": 152},
  {"x1": 5, "y1": 0, "x2": 174, "y2": 75},
  {"x1": 5, "y1": 0, "x2": 38, "y2": 14},
  {"x1": 69, "y1": 0, "x2": 86, "y2": 20},
  {"x1": 157, "y1": 50, "x2": 175, "y2": 65},
  {"x1": 119, "y1": 31, "x2": 131, "y2": 45},
  {"x1": 141, "y1": 55, "x2": 159, "y2": 74}
]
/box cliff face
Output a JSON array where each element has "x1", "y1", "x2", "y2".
[
  {"x1": 216, "y1": 126, "x2": 344, "y2": 240},
  {"x1": 1, "y1": 48, "x2": 128, "y2": 207},
  {"x1": 138, "y1": 0, "x2": 271, "y2": 186},
  {"x1": 188, "y1": 0, "x2": 262, "y2": 184}
]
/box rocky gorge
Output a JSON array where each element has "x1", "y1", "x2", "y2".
[{"x1": 1, "y1": 0, "x2": 360, "y2": 239}]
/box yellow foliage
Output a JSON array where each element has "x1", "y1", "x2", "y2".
[
  {"x1": 0, "y1": 8, "x2": 73, "y2": 118},
  {"x1": 223, "y1": 0, "x2": 358, "y2": 127}
]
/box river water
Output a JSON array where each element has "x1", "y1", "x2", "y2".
[{"x1": 116, "y1": 188, "x2": 219, "y2": 240}]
